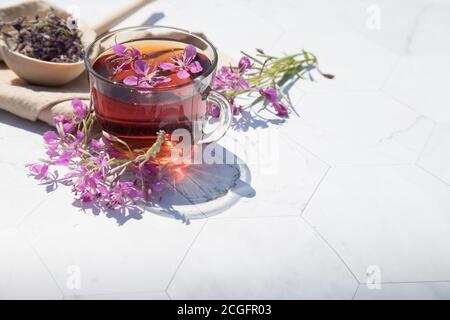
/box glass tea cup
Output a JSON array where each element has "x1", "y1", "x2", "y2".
[{"x1": 84, "y1": 26, "x2": 232, "y2": 164}]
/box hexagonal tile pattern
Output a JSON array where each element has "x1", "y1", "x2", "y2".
[
  {"x1": 384, "y1": 56, "x2": 450, "y2": 123},
  {"x1": 1, "y1": 0, "x2": 450, "y2": 300},
  {"x1": 354, "y1": 282, "x2": 450, "y2": 300},
  {"x1": 213, "y1": 128, "x2": 329, "y2": 218},
  {"x1": 278, "y1": 92, "x2": 434, "y2": 166},
  {"x1": 271, "y1": 30, "x2": 399, "y2": 93},
  {"x1": 304, "y1": 165, "x2": 450, "y2": 283},
  {"x1": 19, "y1": 188, "x2": 206, "y2": 296},
  {"x1": 168, "y1": 217, "x2": 358, "y2": 299},
  {"x1": 418, "y1": 123, "x2": 450, "y2": 185},
  {"x1": 0, "y1": 228, "x2": 62, "y2": 299}
]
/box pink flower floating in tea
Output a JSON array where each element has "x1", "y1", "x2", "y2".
[
  {"x1": 27, "y1": 99, "x2": 169, "y2": 211},
  {"x1": 158, "y1": 44, "x2": 203, "y2": 79},
  {"x1": 123, "y1": 59, "x2": 171, "y2": 88},
  {"x1": 107, "y1": 43, "x2": 142, "y2": 74}
]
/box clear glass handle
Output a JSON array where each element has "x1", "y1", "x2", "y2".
[{"x1": 199, "y1": 90, "x2": 232, "y2": 144}]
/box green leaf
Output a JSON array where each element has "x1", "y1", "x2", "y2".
[{"x1": 145, "y1": 130, "x2": 166, "y2": 159}]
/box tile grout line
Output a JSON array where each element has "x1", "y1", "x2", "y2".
[
  {"x1": 278, "y1": 130, "x2": 332, "y2": 168},
  {"x1": 16, "y1": 193, "x2": 52, "y2": 228},
  {"x1": 416, "y1": 164, "x2": 450, "y2": 187},
  {"x1": 352, "y1": 284, "x2": 360, "y2": 300},
  {"x1": 381, "y1": 89, "x2": 433, "y2": 121},
  {"x1": 333, "y1": 163, "x2": 414, "y2": 168},
  {"x1": 301, "y1": 216, "x2": 361, "y2": 287},
  {"x1": 414, "y1": 122, "x2": 436, "y2": 165},
  {"x1": 164, "y1": 219, "x2": 209, "y2": 295},
  {"x1": 379, "y1": 55, "x2": 402, "y2": 91},
  {"x1": 300, "y1": 166, "x2": 331, "y2": 216},
  {"x1": 19, "y1": 229, "x2": 66, "y2": 299},
  {"x1": 403, "y1": 2, "x2": 434, "y2": 56}
]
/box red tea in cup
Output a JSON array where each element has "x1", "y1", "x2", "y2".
[{"x1": 85, "y1": 27, "x2": 232, "y2": 163}]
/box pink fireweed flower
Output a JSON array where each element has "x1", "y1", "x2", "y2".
[
  {"x1": 208, "y1": 99, "x2": 241, "y2": 119},
  {"x1": 89, "y1": 138, "x2": 104, "y2": 152},
  {"x1": 212, "y1": 66, "x2": 249, "y2": 92},
  {"x1": 46, "y1": 144, "x2": 59, "y2": 158},
  {"x1": 28, "y1": 99, "x2": 169, "y2": 210},
  {"x1": 64, "y1": 131, "x2": 85, "y2": 157},
  {"x1": 272, "y1": 101, "x2": 289, "y2": 117},
  {"x1": 259, "y1": 87, "x2": 278, "y2": 103},
  {"x1": 107, "y1": 43, "x2": 142, "y2": 73},
  {"x1": 209, "y1": 104, "x2": 221, "y2": 118},
  {"x1": 72, "y1": 166, "x2": 105, "y2": 203},
  {"x1": 90, "y1": 154, "x2": 110, "y2": 176},
  {"x1": 53, "y1": 150, "x2": 73, "y2": 166},
  {"x1": 72, "y1": 99, "x2": 89, "y2": 120},
  {"x1": 232, "y1": 104, "x2": 241, "y2": 116},
  {"x1": 27, "y1": 163, "x2": 49, "y2": 180},
  {"x1": 152, "y1": 180, "x2": 165, "y2": 193},
  {"x1": 158, "y1": 44, "x2": 203, "y2": 80},
  {"x1": 238, "y1": 56, "x2": 253, "y2": 73},
  {"x1": 53, "y1": 114, "x2": 74, "y2": 133},
  {"x1": 101, "y1": 137, "x2": 123, "y2": 159},
  {"x1": 260, "y1": 87, "x2": 289, "y2": 117},
  {"x1": 43, "y1": 131, "x2": 59, "y2": 145},
  {"x1": 107, "y1": 181, "x2": 142, "y2": 209},
  {"x1": 123, "y1": 60, "x2": 171, "y2": 88},
  {"x1": 141, "y1": 163, "x2": 159, "y2": 176}
]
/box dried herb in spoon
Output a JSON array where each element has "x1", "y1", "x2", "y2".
[{"x1": 0, "y1": 11, "x2": 84, "y2": 63}]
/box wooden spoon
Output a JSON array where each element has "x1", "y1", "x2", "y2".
[{"x1": 0, "y1": 0, "x2": 155, "y2": 86}]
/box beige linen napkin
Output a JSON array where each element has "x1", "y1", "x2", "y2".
[
  {"x1": 0, "y1": 65, "x2": 90, "y2": 125},
  {"x1": 0, "y1": 1, "x2": 235, "y2": 127}
]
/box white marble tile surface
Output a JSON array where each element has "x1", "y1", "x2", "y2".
[
  {"x1": 418, "y1": 124, "x2": 450, "y2": 185},
  {"x1": 0, "y1": 228, "x2": 62, "y2": 299},
  {"x1": 304, "y1": 165, "x2": 450, "y2": 283},
  {"x1": 64, "y1": 291, "x2": 169, "y2": 300},
  {"x1": 383, "y1": 56, "x2": 450, "y2": 123},
  {"x1": 0, "y1": 164, "x2": 49, "y2": 229},
  {"x1": 355, "y1": 282, "x2": 450, "y2": 300},
  {"x1": 278, "y1": 92, "x2": 435, "y2": 166},
  {"x1": 1, "y1": 0, "x2": 450, "y2": 299},
  {"x1": 405, "y1": 0, "x2": 450, "y2": 56},
  {"x1": 19, "y1": 188, "x2": 206, "y2": 296},
  {"x1": 168, "y1": 217, "x2": 358, "y2": 299},
  {"x1": 271, "y1": 30, "x2": 399, "y2": 93},
  {"x1": 213, "y1": 128, "x2": 329, "y2": 218}
]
